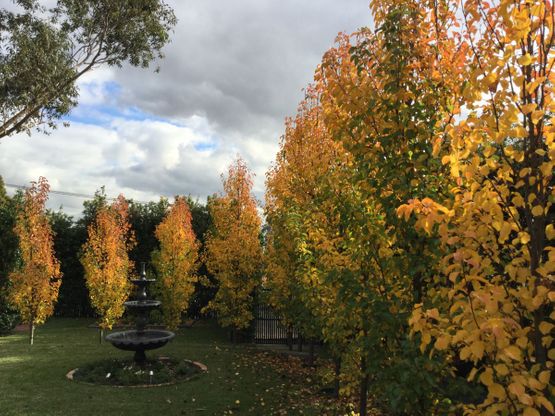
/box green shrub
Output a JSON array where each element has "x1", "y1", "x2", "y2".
[{"x1": 0, "y1": 302, "x2": 19, "y2": 335}]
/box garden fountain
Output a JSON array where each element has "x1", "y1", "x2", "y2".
[{"x1": 105, "y1": 262, "x2": 175, "y2": 364}]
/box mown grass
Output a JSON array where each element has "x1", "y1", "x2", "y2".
[{"x1": 0, "y1": 318, "x2": 338, "y2": 416}]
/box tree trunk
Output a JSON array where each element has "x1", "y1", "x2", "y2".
[
  {"x1": 412, "y1": 271, "x2": 423, "y2": 304},
  {"x1": 29, "y1": 322, "x2": 35, "y2": 345},
  {"x1": 298, "y1": 334, "x2": 303, "y2": 352},
  {"x1": 333, "y1": 357, "x2": 341, "y2": 398},
  {"x1": 359, "y1": 357, "x2": 369, "y2": 416},
  {"x1": 99, "y1": 328, "x2": 104, "y2": 344}
]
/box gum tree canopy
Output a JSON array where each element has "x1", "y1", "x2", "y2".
[{"x1": 0, "y1": 0, "x2": 176, "y2": 139}]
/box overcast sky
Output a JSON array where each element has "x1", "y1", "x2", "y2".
[{"x1": 0, "y1": 0, "x2": 372, "y2": 217}]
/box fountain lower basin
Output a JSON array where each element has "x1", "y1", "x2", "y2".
[
  {"x1": 105, "y1": 330, "x2": 175, "y2": 351},
  {"x1": 106, "y1": 329, "x2": 175, "y2": 363}
]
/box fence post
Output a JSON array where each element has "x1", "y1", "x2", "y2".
[{"x1": 284, "y1": 328, "x2": 290, "y2": 350}]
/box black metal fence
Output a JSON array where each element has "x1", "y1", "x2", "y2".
[{"x1": 253, "y1": 302, "x2": 298, "y2": 344}]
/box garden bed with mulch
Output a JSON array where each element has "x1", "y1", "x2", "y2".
[{"x1": 67, "y1": 357, "x2": 206, "y2": 387}]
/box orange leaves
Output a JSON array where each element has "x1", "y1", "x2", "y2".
[
  {"x1": 397, "y1": 198, "x2": 452, "y2": 235},
  {"x1": 406, "y1": 2, "x2": 555, "y2": 413},
  {"x1": 205, "y1": 158, "x2": 262, "y2": 330},
  {"x1": 264, "y1": 87, "x2": 354, "y2": 347},
  {"x1": 80, "y1": 195, "x2": 135, "y2": 330},
  {"x1": 153, "y1": 197, "x2": 199, "y2": 330},
  {"x1": 8, "y1": 177, "x2": 61, "y2": 328},
  {"x1": 266, "y1": 1, "x2": 554, "y2": 415}
]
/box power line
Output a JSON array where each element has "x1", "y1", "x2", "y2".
[{"x1": 5, "y1": 183, "x2": 153, "y2": 204}]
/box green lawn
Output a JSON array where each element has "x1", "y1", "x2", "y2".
[{"x1": 0, "y1": 318, "x2": 351, "y2": 416}]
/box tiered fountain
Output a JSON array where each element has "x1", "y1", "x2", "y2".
[{"x1": 105, "y1": 263, "x2": 175, "y2": 364}]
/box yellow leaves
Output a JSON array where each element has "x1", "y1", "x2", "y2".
[
  {"x1": 427, "y1": 308, "x2": 440, "y2": 320},
  {"x1": 539, "y1": 321, "x2": 553, "y2": 335},
  {"x1": 521, "y1": 103, "x2": 537, "y2": 114},
  {"x1": 81, "y1": 196, "x2": 134, "y2": 329},
  {"x1": 505, "y1": 145, "x2": 525, "y2": 162},
  {"x1": 489, "y1": 383, "x2": 506, "y2": 400},
  {"x1": 432, "y1": 137, "x2": 443, "y2": 157},
  {"x1": 421, "y1": 331, "x2": 432, "y2": 350},
  {"x1": 450, "y1": 158, "x2": 460, "y2": 178},
  {"x1": 270, "y1": 5, "x2": 555, "y2": 415},
  {"x1": 206, "y1": 158, "x2": 262, "y2": 330},
  {"x1": 503, "y1": 345, "x2": 521, "y2": 361},
  {"x1": 528, "y1": 377, "x2": 544, "y2": 391},
  {"x1": 483, "y1": 146, "x2": 496, "y2": 158},
  {"x1": 468, "y1": 367, "x2": 478, "y2": 382},
  {"x1": 409, "y1": 307, "x2": 424, "y2": 333},
  {"x1": 483, "y1": 72, "x2": 499, "y2": 91},
  {"x1": 508, "y1": 382, "x2": 525, "y2": 397},
  {"x1": 525, "y1": 77, "x2": 544, "y2": 94},
  {"x1": 520, "y1": 232, "x2": 531, "y2": 245},
  {"x1": 494, "y1": 363, "x2": 509, "y2": 376},
  {"x1": 460, "y1": 346, "x2": 471, "y2": 361},
  {"x1": 536, "y1": 397, "x2": 554, "y2": 414},
  {"x1": 531, "y1": 110, "x2": 544, "y2": 125},
  {"x1": 154, "y1": 197, "x2": 199, "y2": 330},
  {"x1": 510, "y1": 6, "x2": 533, "y2": 36},
  {"x1": 523, "y1": 407, "x2": 540, "y2": 416},
  {"x1": 540, "y1": 161, "x2": 553, "y2": 180},
  {"x1": 498, "y1": 221, "x2": 513, "y2": 243},
  {"x1": 479, "y1": 368, "x2": 494, "y2": 386},
  {"x1": 435, "y1": 334, "x2": 450, "y2": 350},
  {"x1": 538, "y1": 371, "x2": 550, "y2": 385},
  {"x1": 471, "y1": 341, "x2": 485, "y2": 360},
  {"x1": 516, "y1": 336, "x2": 528, "y2": 349},
  {"x1": 517, "y1": 53, "x2": 533, "y2": 66},
  {"x1": 520, "y1": 167, "x2": 532, "y2": 178},
  {"x1": 531, "y1": 205, "x2": 544, "y2": 217},
  {"x1": 512, "y1": 193, "x2": 525, "y2": 208}
]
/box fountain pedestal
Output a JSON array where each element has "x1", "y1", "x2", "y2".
[{"x1": 105, "y1": 263, "x2": 175, "y2": 364}]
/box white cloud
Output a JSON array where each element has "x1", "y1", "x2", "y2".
[
  {"x1": 113, "y1": 0, "x2": 371, "y2": 136},
  {"x1": 0, "y1": 116, "x2": 275, "y2": 217},
  {"x1": 0, "y1": 0, "x2": 372, "y2": 217}
]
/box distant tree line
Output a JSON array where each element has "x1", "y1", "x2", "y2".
[{"x1": 0, "y1": 176, "x2": 214, "y2": 322}]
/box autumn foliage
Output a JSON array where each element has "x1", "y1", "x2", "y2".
[
  {"x1": 8, "y1": 177, "x2": 61, "y2": 344},
  {"x1": 152, "y1": 197, "x2": 199, "y2": 330},
  {"x1": 204, "y1": 158, "x2": 263, "y2": 337},
  {"x1": 265, "y1": 1, "x2": 554, "y2": 415},
  {"x1": 265, "y1": 94, "x2": 341, "y2": 351},
  {"x1": 399, "y1": 1, "x2": 555, "y2": 415},
  {"x1": 4, "y1": 1, "x2": 554, "y2": 414},
  {"x1": 80, "y1": 195, "x2": 135, "y2": 332}
]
